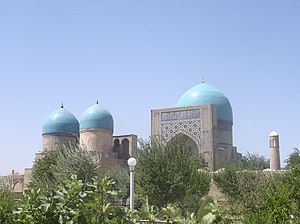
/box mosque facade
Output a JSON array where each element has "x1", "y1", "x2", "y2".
[{"x1": 151, "y1": 81, "x2": 241, "y2": 171}]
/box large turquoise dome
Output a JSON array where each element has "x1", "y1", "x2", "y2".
[
  {"x1": 176, "y1": 82, "x2": 233, "y2": 123},
  {"x1": 80, "y1": 103, "x2": 114, "y2": 132},
  {"x1": 42, "y1": 107, "x2": 79, "y2": 135}
]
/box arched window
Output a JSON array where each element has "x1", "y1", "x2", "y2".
[
  {"x1": 113, "y1": 139, "x2": 120, "y2": 153},
  {"x1": 121, "y1": 138, "x2": 130, "y2": 159}
]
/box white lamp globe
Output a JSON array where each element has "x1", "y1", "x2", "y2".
[{"x1": 128, "y1": 157, "x2": 137, "y2": 167}]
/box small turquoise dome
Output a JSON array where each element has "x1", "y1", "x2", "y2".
[
  {"x1": 177, "y1": 82, "x2": 233, "y2": 123},
  {"x1": 42, "y1": 107, "x2": 79, "y2": 135},
  {"x1": 80, "y1": 103, "x2": 114, "y2": 132}
]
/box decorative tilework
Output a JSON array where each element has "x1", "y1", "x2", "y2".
[
  {"x1": 161, "y1": 109, "x2": 200, "y2": 121},
  {"x1": 161, "y1": 120, "x2": 201, "y2": 143}
]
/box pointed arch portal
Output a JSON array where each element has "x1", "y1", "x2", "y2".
[{"x1": 168, "y1": 132, "x2": 198, "y2": 155}]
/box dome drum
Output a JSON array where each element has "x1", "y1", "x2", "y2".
[
  {"x1": 42, "y1": 134, "x2": 78, "y2": 151},
  {"x1": 80, "y1": 128, "x2": 113, "y2": 152}
]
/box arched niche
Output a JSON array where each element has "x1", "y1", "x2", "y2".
[
  {"x1": 121, "y1": 138, "x2": 130, "y2": 159},
  {"x1": 168, "y1": 132, "x2": 198, "y2": 155},
  {"x1": 13, "y1": 181, "x2": 23, "y2": 193},
  {"x1": 113, "y1": 138, "x2": 120, "y2": 153}
]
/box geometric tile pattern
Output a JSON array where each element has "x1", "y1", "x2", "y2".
[{"x1": 161, "y1": 120, "x2": 201, "y2": 143}]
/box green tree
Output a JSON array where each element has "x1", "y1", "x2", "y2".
[
  {"x1": 282, "y1": 164, "x2": 300, "y2": 211},
  {"x1": 214, "y1": 165, "x2": 267, "y2": 217},
  {"x1": 136, "y1": 139, "x2": 210, "y2": 214},
  {"x1": 285, "y1": 147, "x2": 300, "y2": 169},
  {"x1": 238, "y1": 152, "x2": 269, "y2": 171},
  {"x1": 15, "y1": 175, "x2": 133, "y2": 224},
  {"x1": 0, "y1": 186, "x2": 15, "y2": 224},
  {"x1": 30, "y1": 145, "x2": 101, "y2": 189},
  {"x1": 103, "y1": 166, "x2": 130, "y2": 206},
  {"x1": 213, "y1": 164, "x2": 240, "y2": 202},
  {"x1": 243, "y1": 174, "x2": 295, "y2": 224},
  {"x1": 214, "y1": 165, "x2": 300, "y2": 223}
]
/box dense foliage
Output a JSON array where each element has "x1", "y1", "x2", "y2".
[
  {"x1": 136, "y1": 139, "x2": 210, "y2": 214},
  {"x1": 285, "y1": 147, "x2": 300, "y2": 169},
  {"x1": 0, "y1": 186, "x2": 15, "y2": 224},
  {"x1": 237, "y1": 152, "x2": 269, "y2": 171},
  {"x1": 3, "y1": 144, "x2": 300, "y2": 223},
  {"x1": 214, "y1": 164, "x2": 300, "y2": 223},
  {"x1": 15, "y1": 175, "x2": 133, "y2": 224},
  {"x1": 104, "y1": 166, "x2": 130, "y2": 206},
  {"x1": 30, "y1": 145, "x2": 101, "y2": 189}
]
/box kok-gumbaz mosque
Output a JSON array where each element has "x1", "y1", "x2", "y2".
[{"x1": 1, "y1": 81, "x2": 281, "y2": 195}]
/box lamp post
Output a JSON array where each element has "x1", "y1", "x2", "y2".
[{"x1": 127, "y1": 157, "x2": 137, "y2": 211}]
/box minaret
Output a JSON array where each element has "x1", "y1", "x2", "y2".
[{"x1": 269, "y1": 131, "x2": 280, "y2": 170}]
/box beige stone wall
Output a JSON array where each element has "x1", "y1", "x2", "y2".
[
  {"x1": 1, "y1": 168, "x2": 37, "y2": 196},
  {"x1": 214, "y1": 146, "x2": 242, "y2": 170},
  {"x1": 199, "y1": 105, "x2": 217, "y2": 170},
  {"x1": 42, "y1": 134, "x2": 78, "y2": 151},
  {"x1": 0, "y1": 171, "x2": 26, "y2": 197},
  {"x1": 80, "y1": 128, "x2": 113, "y2": 152},
  {"x1": 217, "y1": 120, "x2": 233, "y2": 146},
  {"x1": 214, "y1": 148, "x2": 228, "y2": 170},
  {"x1": 23, "y1": 168, "x2": 32, "y2": 191}
]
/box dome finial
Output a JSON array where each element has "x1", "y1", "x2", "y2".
[
  {"x1": 61, "y1": 102, "x2": 64, "y2": 108},
  {"x1": 96, "y1": 100, "x2": 99, "y2": 104},
  {"x1": 202, "y1": 78, "x2": 205, "y2": 83}
]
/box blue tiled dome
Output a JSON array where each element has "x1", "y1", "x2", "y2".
[
  {"x1": 42, "y1": 107, "x2": 79, "y2": 135},
  {"x1": 80, "y1": 103, "x2": 114, "y2": 132},
  {"x1": 177, "y1": 82, "x2": 233, "y2": 123}
]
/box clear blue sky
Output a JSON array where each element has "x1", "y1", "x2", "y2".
[{"x1": 0, "y1": 0, "x2": 299, "y2": 174}]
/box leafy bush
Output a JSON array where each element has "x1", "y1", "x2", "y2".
[
  {"x1": 285, "y1": 148, "x2": 300, "y2": 169},
  {"x1": 103, "y1": 166, "x2": 130, "y2": 206},
  {"x1": 15, "y1": 175, "x2": 133, "y2": 224},
  {"x1": 0, "y1": 186, "x2": 15, "y2": 224},
  {"x1": 30, "y1": 145, "x2": 101, "y2": 189},
  {"x1": 238, "y1": 152, "x2": 269, "y2": 171},
  {"x1": 214, "y1": 165, "x2": 300, "y2": 223}
]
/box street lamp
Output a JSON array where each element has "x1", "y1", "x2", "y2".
[{"x1": 127, "y1": 157, "x2": 137, "y2": 211}]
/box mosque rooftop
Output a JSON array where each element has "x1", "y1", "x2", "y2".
[
  {"x1": 176, "y1": 81, "x2": 233, "y2": 123},
  {"x1": 42, "y1": 103, "x2": 79, "y2": 135},
  {"x1": 80, "y1": 102, "x2": 114, "y2": 132}
]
